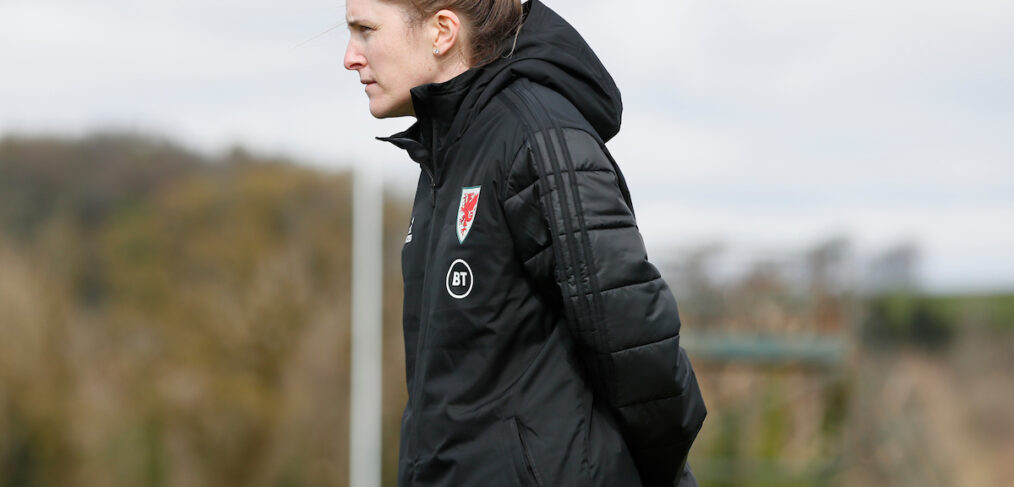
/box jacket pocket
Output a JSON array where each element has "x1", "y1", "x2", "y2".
[{"x1": 507, "y1": 416, "x2": 545, "y2": 487}]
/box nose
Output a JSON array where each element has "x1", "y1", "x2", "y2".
[{"x1": 344, "y1": 39, "x2": 365, "y2": 71}]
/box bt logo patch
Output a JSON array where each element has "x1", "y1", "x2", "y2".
[{"x1": 445, "y1": 259, "x2": 474, "y2": 299}]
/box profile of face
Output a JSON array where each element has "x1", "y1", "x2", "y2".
[
  {"x1": 344, "y1": 0, "x2": 440, "y2": 118},
  {"x1": 345, "y1": 0, "x2": 471, "y2": 119}
]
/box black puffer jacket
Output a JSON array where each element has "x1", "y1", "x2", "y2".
[{"x1": 379, "y1": 1, "x2": 706, "y2": 485}]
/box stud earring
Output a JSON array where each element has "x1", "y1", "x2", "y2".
[{"x1": 433, "y1": 48, "x2": 440, "y2": 54}]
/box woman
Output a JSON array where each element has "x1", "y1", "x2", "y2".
[{"x1": 344, "y1": 1, "x2": 706, "y2": 485}]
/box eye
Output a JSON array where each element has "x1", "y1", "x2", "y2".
[{"x1": 347, "y1": 22, "x2": 375, "y2": 36}]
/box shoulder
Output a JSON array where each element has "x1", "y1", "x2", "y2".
[
  {"x1": 471, "y1": 79, "x2": 609, "y2": 201},
  {"x1": 490, "y1": 79, "x2": 600, "y2": 141}
]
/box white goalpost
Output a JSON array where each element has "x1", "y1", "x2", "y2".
[{"x1": 350, "y1": 165, "x2": 383, "y2": 487}]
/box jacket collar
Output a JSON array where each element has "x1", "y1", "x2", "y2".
[{"x1": 375, "y1": 68, "x2": 482, "y2": 169}]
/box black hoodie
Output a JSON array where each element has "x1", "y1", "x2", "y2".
[{"x1": 379, "y1": 2, "x2": 705, "y2": 485}]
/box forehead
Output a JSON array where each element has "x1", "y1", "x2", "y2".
[
  {"x1": 346, "y1": 0, "x2": 405, "y2": 23},
  {"x1": 345, "y1": 0, "x2": 370, "y2": 23}
]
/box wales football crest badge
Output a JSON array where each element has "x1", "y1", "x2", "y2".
[{"x1": 456, "y1": 186, "x2": 481, "y2": 244}]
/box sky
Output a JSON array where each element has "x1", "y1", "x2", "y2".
[{"x1": 1, "y1": 0, "x2": 1012, "y2": 292}]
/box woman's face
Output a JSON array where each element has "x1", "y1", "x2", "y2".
[{"x1": 344, "y1": 0, "x2": 435, "y2": 118}]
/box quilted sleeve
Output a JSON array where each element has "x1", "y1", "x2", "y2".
[{"x1": 502, "y1": 127, "x2": 707, "y2": 486}]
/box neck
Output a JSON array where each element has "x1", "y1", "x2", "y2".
[
  {"x1": 433, "y1": 59, "x2": 471, "y2": 85},
  {"x1": 408, "y1": 60, "x2": 470, "y2": 118}
]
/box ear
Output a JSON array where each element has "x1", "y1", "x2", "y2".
[{"x1": 431, "y1": 9, "x2": 464, "y2": 60}]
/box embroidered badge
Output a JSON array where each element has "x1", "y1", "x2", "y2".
[{"x1": 456, "y1": 186, "x2": 481, "y2": 244}]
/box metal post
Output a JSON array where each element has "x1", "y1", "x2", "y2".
[{"x1": 350, "y1": 165, "x2": 383, "y2": 487}]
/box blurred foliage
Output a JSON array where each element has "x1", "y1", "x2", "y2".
[
  {"x1": 862, "y1": 293, "x2": 955, "y2": 351},
  {"x1": 2, "y1": 133, "x2": 1012, "y2": 486},
  {"x1": 0, "y1": 133, "x2": 410, "y2": 487},
  {"x1": 929, "y1": 293, "x2": 1014, "y2": 332},
  {"x1": 673, "y1": 239, "x2": 1014, "y2": 486},
  {"x1": 671, "y1": 241, "x2": 855, "y2": 486}
]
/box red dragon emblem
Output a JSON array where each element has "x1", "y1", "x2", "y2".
[{"x1": 456, "y1": 186, "x2": 481, "y2": 243}]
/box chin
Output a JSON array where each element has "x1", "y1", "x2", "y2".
[
  {"x1": 369, "y1": 98, "x2": 413, "y2": 119},
  {"x1": 370, "y1": 107, "x2": 398, "y2": 119},
  {"x1": 370, "y1": 107, "x2": 413, "y2": 119}
]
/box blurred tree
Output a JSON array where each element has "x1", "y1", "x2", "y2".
[{"x1": 0, "y1": 133, "x2": 411, "y2": 487}]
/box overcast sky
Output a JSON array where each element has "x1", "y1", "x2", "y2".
[{"x1": 1, "y1": 0, "x2": 1012, "y2": 292}]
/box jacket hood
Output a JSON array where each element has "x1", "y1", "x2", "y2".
[
  {"x1": 457, "y1": 0, "x2": 623, "y2": 141},
  {"x1": 380, "y1": 0, "x2": 623, "y2": 161}
]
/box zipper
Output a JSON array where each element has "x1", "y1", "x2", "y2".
[
  {"x1": 427, "y1": 119, "x2": 441, "y2": 207},
  {"x1": 421, "y1": 163, "x2": 436, "y2": 207},
  {"x1": 408, "y1": 145, "x2": 441, "y2": 482},
  {"x1": 513, "y1": 417, "x2": 545, "y2": 487}
]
